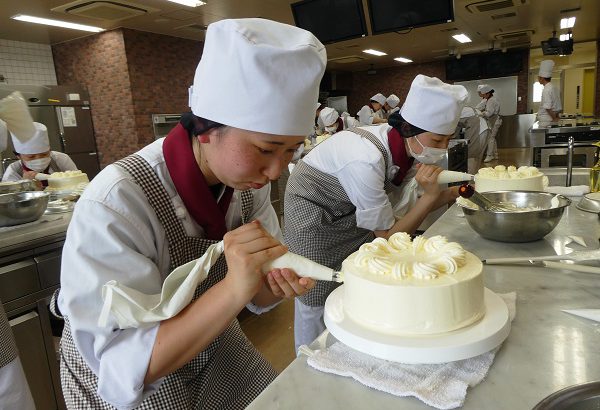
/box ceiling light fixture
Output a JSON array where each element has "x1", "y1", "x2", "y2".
[
  {"x1": 394, "y1": 57, "x2": 413, "y2": 63},
  {"x1": 363, "y1": 49, "x2": 387, "y2": 56},
  {"x1": 452, "y1": 34, "x2": 472, "y2": 43},
  {"x1": 11, "y1": 14, "x2": 104, "y2": 32},
  {"x1": 560, "y1": 17, "x2": 576, "y2": 29}
]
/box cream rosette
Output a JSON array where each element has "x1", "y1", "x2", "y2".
[{"x1": 353, "y1": 233, "x2": 467, "y2": 280}]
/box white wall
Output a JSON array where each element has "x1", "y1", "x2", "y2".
[{"x1": 0, "y1": 39, "x2": 57, "y2": 86}]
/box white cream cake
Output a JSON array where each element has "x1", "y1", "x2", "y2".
[
  {"x1": 342, "y1": 233, "x2": 484, "y2": 335},
  {"x1": 47, "y1": 170, "x2": 89, "y2": 190},
  {"x1": 474, "y1": 165, "x2": 546, "y2": 193}
]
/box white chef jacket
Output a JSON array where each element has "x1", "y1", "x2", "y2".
[
  {"x1": 1, "y1": 151, "x2": 77, "y2": 182},
  {"x1": 303, "y1": 125, "x2": 400, "y2": 231},
  {"x1": 477, "y1": 96, "x2": 500, "y2": 119},
  {"x1": 538, "y1": 82, "x2": 562, "y2": 124},
  {"x1": 58, "y1": 138, "x2": 281, "y2": 408},
  {"x1": 356, "y1": 105, "x2": 377, "y2": 126}
]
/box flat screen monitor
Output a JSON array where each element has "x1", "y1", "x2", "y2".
[
  {"x1": 445, "y1": 55, "x2": 480, "y2": 81},
  {"x1": 291, "y1": 0, "x2": 368, "y2": 44},
  {"x1": 367, "y1": 0, "x2": 454, "y2": 35},
  {"x1": 483, "y1": 51, "x2": 524, "y2": 77}
]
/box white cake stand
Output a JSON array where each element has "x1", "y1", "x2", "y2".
[{"x1": 323, "y1": 287, "x2": 510, "y2": 364}]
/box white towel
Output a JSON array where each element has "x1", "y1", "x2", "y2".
[
  {"x1": 306, "y1": 292, "x2": 516, "y2": 410},
  {"x1": 546, "y1": 185, "x2": 589, "y2": 197}
]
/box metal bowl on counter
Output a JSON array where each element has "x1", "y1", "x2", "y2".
[
  {"x1": 0, "y1": 191, "x2": 50, "y2": 227},
  {"x1": 577, "y1": 192, "x2": 600, "y2": 213},
  {"x1": 460, "y1": 191, "x2": 571, "y2": 243},
  {"x1": 533, "y1": 380, "x2": 600, "y2": 410},
  {"x1": 0, "y1": 179, "x2": 38, "y2": 194}
]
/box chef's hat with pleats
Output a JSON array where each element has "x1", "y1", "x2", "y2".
[
  {"x1": 319, "y1": 107, "x2": 339, "y2": 127},
  {"x1": 11, "y1": 122, "x2": 49, "y2": 154},
  {"x1": 400, "y1": 75, "x2": 468, "y2": 135},
  {"x1": 370, "y1": 93, "x2": 386, "y2": 105},
  {"x1": 386, "y1": 94, "x2": 400, "y2": 109},
  {"x1": 477, "y1": 84, "x2": 492, "y2": 93},
  {"x1": 0, "y1": 120, "x2": 7, "y2": 152},
  {"x1": 189, "y1": 18, "x2": 327, "y2": 136},
  {"x1": 539, "y1": 60, "x2": 555, "y2": 78}
]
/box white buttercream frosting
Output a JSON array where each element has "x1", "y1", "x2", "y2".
[
  {"x1": 477, "y1": 165, "x2": 542, "y2": 180},
  {"x1": 353, "y1": 233, "x2": 466, "y2": 280}
]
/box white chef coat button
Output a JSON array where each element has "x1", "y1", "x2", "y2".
[{"x1": 175, "y1": 207, "x2": 186, "y2": 218}]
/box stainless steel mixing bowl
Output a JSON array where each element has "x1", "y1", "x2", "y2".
[
  {"x1": 460, "y1": 191, "x2": 571, "y2": 242},
  {"x1": 0, "y1": 179, "x2": 37, "y2": 194},
  {"x1": 0, "y1": 191, "x2": 50, "y2": 227}
]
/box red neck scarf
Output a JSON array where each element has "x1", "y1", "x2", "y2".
[
  {"x1": 162, "y1": 123, "x2": 233, "y2": 240},
  {"x1": 387, "y1": 127, "x2": 414, "y2": 186}
]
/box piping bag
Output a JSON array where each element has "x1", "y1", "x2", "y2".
[{"x1": 99, "y1": 240, "x2": 341, "y2": 329}]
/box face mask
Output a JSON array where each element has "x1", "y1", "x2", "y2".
[
  {"x1": 23, "y1": 157, "x2": 51, "y2": 172},
  {"x1": 325, "y1": 126, "x2": 338, "y2": 134},
  {"x1": 408, "y1": 136, "x2": 447, "y2": 165}
]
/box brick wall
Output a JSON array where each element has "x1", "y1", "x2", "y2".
[
  {"x1": 122, "y1": 29, "x2": 202, "y2": 147},
  {"x1": 53, "y1": 29, "x2": 203, "y2": 167},
  {"x1": 53, "y1": 29, "x2": 138, "y2": 166},
  {"x1": 345, "y1": 50, "x2": 530, "y2": 116}
]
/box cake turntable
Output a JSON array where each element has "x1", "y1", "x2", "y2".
[{"x1": 324, "y1": 287, "x2": 511, "y2": 364}]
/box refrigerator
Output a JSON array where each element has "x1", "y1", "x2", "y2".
[{"x1": 0, "y1": 85, "x2": 101, "y2": 179}]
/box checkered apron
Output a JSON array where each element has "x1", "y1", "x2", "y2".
[
  {"x1": 59, "y1": 154, "x2": 277, "y2": 409},
  {"x1": 0, "y1": 300, "x2": 18, "y2": 369},
  {"x1": 285, "y1": 128, "x2": 391, "y2": 307}
]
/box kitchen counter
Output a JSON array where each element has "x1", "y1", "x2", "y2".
[
  {"x1": 0, "y1": 212, "x2": 71, "y2": 257},
  {"x1": 248, "y1": 203, "x2": 600, "y2": 409}
]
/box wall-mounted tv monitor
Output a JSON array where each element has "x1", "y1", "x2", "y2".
[
  {"x1": 445, "y1": 50, "x2": 526, "y2": 81},
  {"x1": 291, "y1": 0, "x2": 368, "y2": 44},
  {"x1": 367, "y1": 0, "x2": 454, "y2": 35}
]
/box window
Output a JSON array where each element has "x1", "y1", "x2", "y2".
[{"x1": 533, "y1": 81, "x2": 543, "y2": 103}]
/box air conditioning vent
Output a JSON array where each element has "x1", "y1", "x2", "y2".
[
  {"x1": 491, "y1": 12, "x2": 516, "y2": 20},
  {"x1": 52, "y1": 0, "x2": 158, "y2": 21},
  {"x1": 494, "y1": 29, "x2": 534, "y2": 40},
  {"x1": 466, "y1": 0, "x2": 529, "y2": 13},
  {"x1": 440, "y1": 27, "x2": 459, "y2": 32},
  {"x1": 328, "y1": 56, "x2": 365, "y2": 64}
]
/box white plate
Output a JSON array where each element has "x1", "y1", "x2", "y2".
[{"x1": 324, "y1": 287, "x2": 511, "y2": 364}]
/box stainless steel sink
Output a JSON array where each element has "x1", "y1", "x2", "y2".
[{"x1": 539, "y1": 167, "x2": 591, "y2": 187}]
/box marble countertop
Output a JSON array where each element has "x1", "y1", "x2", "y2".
[{"x1": 249, "y1": 203, "x2": 600, "y2": 409}]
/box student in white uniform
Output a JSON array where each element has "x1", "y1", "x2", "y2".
[
  {"x1": 2, "y1": 122, "x2": 77, "y2": 184},
  {"x1": 356, "y1": 93, "x2": 388, "y2": 126},
  {"x1": 284, "y1": 75, "x2": 468, "y2": 351},
  {"x1": 537, "y1": 60, "x2": 562, "y2": 126},
  {"x1": 58, "y1": 18, "x2": 324, "y2": 409},
  {"x1": 384, "y1": 93, "x2": 400, "y2": 117},
  {"x1": 319, "y1": 107, "x2": 343, "y2": 134},
  {"x1": 0, "y1": 116, "x2": 35, "y2": 410},
  {"x1": 475, "y1": 84, "x2": 501, "y2": 162}
]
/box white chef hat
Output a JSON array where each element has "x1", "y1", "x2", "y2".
[
  {"x1": 315, "y1": 102, "x2": 323, "y2": 110},
  {"x1": 400, "y1": 75, "x2": 468, "y2": 135},
  {"x1": 11, "y1": 122, "x2": 50, "y2": 154},
  {"x1": 477, "y1": 84, "x2": 492, "y2": 93},
  {"x1": 370, "y1": 93, "x2": 386, "y2": 106},
  {"x1": 386, "y1": 94, "x2": 400, "y2": 109},
  {"x1": 539, "y1": 60, "x2": 555, "y2": 78},
  {"x1": 189, "y1": 18, "x2": 326, "y2": 136},
  {"x1": 319, "y1": 107, "x2": 339, "y2": 127},
  {"x1": 0, "y1": 120, "x2": 7, "y2": 152}
]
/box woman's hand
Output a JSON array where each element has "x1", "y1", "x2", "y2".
[
  {"x1": 414, "y1": 164, "x2": 443, "y2": 198},
  {"x1": 264, "y1": 268, "x2": 315, "y2": 299},
  {"x1": 222, "y1": 220, "x2": 287, "y2": 302}
]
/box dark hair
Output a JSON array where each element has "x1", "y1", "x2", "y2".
[
  {"x1": 542, "y1": 77, "x2": 551, "y2": 81},
  {"x1": 370, "y1": 100, "x2": 380, "y2": 105},
  {"x1": 181, "y1": 112, "x2": 223, "y2": 136},
  {"x1": 388, "y1": 113, "x2": 426, "y2": 138},
  {"x1": 488, "y1": 89, "x2": 495, "y2": 95}
]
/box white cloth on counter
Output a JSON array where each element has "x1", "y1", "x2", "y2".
[
  {"x1": 305, "y1": 292, "x2": 516, "y2": 410},
  {"x1": 58, "y1": 138, "x2": 282, "y2": 407},
  {"x1": 545, "y1": 185, "x2": 589, "y2": 196},
  {"x1": 303, "y1": 124, "x2": 400, "y2": 231}
]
